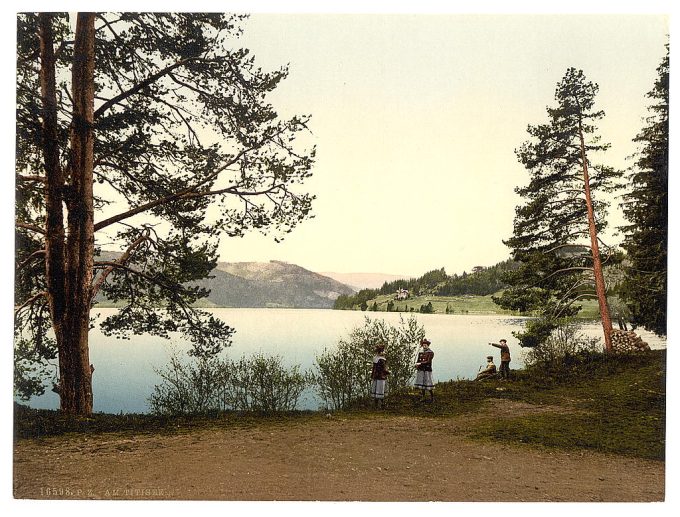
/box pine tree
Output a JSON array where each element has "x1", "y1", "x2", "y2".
[
  {"x1": 619, "y1": 45, "x2": 668, "y2": 336},
  {"x1": 494, "y1": 68, "x2": 621, "y2": 349},
  {"x1": 15, "y1": 13, "x2": 316, "y2": 414}
]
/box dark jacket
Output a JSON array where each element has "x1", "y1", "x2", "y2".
[
  {"x1": 416, "y1": 349, "x2": 434, "y2": 372},
  {"x1": 492, "y1": 343, "x2": 511, "y2": 362},
  {"x1": 371, "y1": 356, "x2": 389, "y2": 380}
]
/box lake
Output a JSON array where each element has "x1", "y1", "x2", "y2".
[{"x1": 23, "y1": 308, "x2": 666, "y2": 413}]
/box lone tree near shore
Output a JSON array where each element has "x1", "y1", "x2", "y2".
[
  {"x1": 15, "y1": 13, "x2": 316, "y2": 414},
  {"x1": 619, "y1": 45, "x2": 669, "y2": 337},
  {"x1": 494, "y1": 68, "x2": 621, "y2": 350}
]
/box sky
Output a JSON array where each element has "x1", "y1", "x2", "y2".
[
  {"x1": 4, "y1": 5, "x2": 669, "y2": 280},
  {"x1": 204, "y1": 12, "x2": 670, "y2": 277}
]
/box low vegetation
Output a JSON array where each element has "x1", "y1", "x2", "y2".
[
  {"x1": 148, "y1": 352, "x2": 310, "y2": 415},
  {"x1": 15, "y1": 346, "x2": 665, "y2": 461}
]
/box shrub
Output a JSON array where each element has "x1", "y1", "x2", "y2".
[
  {"x1": 523, "y1": 320, "x2": 602, "y2": 371},
  {"x1": 148, "y1": 353, "x2": 228, "y2": 415},
  {"x1": 148, "y1": 349, "x2": 309, "y2": 415},
  {"x1": 313, "y1": 345, "x2": 366, "y2": 411},
  {"x1": 312, "y1": 315, "x2": 425, "y2": 410},
  {"x1": 224, "y1": 353, "x2": 309, "y2": 412}
]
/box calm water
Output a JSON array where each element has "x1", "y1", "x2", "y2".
[{"x1": 24, "y1": 308, "x2": 666, "y2": 413}]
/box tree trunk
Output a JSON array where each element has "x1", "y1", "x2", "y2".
[
  {"x1": 59, "y1": 13, "x2": 96, "y2": 414},
  {"x1": 39, "y1": 14, "x2": 67, "y2": 328},
  {"x1": 578, "y1": 121, "x2": 614, "y2": 352}
]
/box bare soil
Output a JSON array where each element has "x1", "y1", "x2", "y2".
[{"x1": 13, "y1": 401, "x2": 664, "y2": 502}]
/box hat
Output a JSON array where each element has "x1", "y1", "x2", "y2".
[
  {"x1": 420, "y1": 338, "x2": 431, "y2": 345},
  {"x1": 486, "y1": 356, "x2": 494, "y2": 361}
]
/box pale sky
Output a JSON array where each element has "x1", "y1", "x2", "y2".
[
  {"x1": 213, "y1": 12, "x2": 669, "y2": 277},
  {"x1": 4, "y1": 6, "x2": 669, "y2": 279}
]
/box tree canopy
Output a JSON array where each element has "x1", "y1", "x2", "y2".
[
  {"x1": 15, "y1": 13, "x2": 316, "y2": 408},
  {"x1": 619, "y1": 45, "x2": 669, "y2": 336},
  {"x1": 493, "y1": 68, "x2": 621, "y2": 347}
]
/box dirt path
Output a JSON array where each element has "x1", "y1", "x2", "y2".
[{"x1": 13, "y1": 404, "x2": 664, "y2": 502}]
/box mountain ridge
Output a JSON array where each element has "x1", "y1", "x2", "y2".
[{"x1": 94, "y1": 254, "x2": 356, "y2": 309}]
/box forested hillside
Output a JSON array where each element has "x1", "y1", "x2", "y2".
[{"x1": 334, "y1": 259, "x2": 518, "y2": 310}]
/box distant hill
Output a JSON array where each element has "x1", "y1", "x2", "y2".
[
  {"x1": 94, "y1": 254, "x2": 356, "y2": 309},
  {"x1": 318, "y1": 272, "x2": 412, "y2": 290},
  {"x1": 198, "y1": 261, "x2": 356, "y2": 308}
]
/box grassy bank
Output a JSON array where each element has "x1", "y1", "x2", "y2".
[
  {"x1": 15, "y1": 350, "x2": 665, "y2": 460},
  {"x1": 344, "y1": 293, "x2": 601, "y2": 319}
]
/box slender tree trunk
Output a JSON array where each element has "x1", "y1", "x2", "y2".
[
  {"x1": 59, "y1": 13, "x2": 96, "y2": 414},
  {"x1": 39, "y1": 13, "x2": 78, "y2": 410},
  {"x1": 39, "y1": 14, "x2": 66, "y2": 329},
  {"x1": 578, "y1": 121, "x2": 614, "y2": 352}
]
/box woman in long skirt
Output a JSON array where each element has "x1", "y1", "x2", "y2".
[{"x1": 371, "y1": 344, "x2": 390, "y2": 409}]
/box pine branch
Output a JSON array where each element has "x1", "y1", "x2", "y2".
[
  {"x1": 553, "y1": 293, "x2": 597, "y2": 319},
  {"x1": 527, "y1": 266, "x2": 594, "y2": 289},
  {"x1": 16, "y1": 249, "x2": 46, "y2": 271},
  {"x1": 16, "y1": 174, "x2": 47, "y2": 183},
  {"x1": 16, "y1": 222, "x2": 46, "y2": 235},
  {"x1": 93, "y1": 134, "x2": 284, "y2": 232},
  {"x1": 90, "y1": 230, "x2": 151, "y2": 300},
  {"x1": 94, "y1": 56, "x2": 209, "y2": 120},
  {"x1": 14, "y1": 291, "x2": 48, "y2": 319}
]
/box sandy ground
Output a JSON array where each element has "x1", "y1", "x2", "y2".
[{"x1": 13, "y1": 402, "x2": 665, "y2": 502}]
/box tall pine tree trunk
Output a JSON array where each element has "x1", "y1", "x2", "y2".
[
  {"x1": 578, "y1": 120, "x2": 614, "y2": 352},
  {"x1": 51, "y1": 13, "x2": 96, "y2": 414},
  {"x1": 39, "y1": 13, "x2": 67, "y2": 340}
]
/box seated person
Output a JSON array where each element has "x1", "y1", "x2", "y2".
[{"x1": 475, "y1": 356, "x2": 497, "y2": 381}]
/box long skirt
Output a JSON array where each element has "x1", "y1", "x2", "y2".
[
  {"x1": 415, "y1": 370, "x2": 434, "y2": 390},
  {"x1": 371, "y1": 379, "x2": 386, "y2": 399}
]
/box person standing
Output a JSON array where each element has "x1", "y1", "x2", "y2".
[
  {"x1": 415, "y1": 338, "x2": 435, "y2": 402},
  {"x1": 371, "y1": 344, "x2": 390, "y2": 409},
  {"x1": 490, "y1": 339, "x2": 511, "y2": 380}
]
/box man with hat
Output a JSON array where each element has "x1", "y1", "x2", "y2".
[
  {"x1": 414, "y1": 338, "x2": 435, "y2": 402},
  {"x1": 475, "y1": 355, "x2": 497, "y2": 381},
  {"x1": 370, "y1": 343, "x2": 390, "y2": 409},
  {"x1": 490, "y1": 338, "x2": 511, "y2": 380}
]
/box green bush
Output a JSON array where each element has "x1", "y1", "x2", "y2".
[
  {"x1": 148, "y1": 350, "x2": 309, "y2": 415},
  {"x1": 313, "y1": 345, "x2": 366, "y2": 411},
  {"x1": 224, "y1": 353, "x2": 309, "y2": 412},
  {"x1": 523, "y1": 320, "x2": 602, "y2": 371},
  {"x1": 312, "y1": 315, "x2": 425, "y2": 410},
  {"x1": 148, "y1": 353, "x2": 227, "y2": 415}
]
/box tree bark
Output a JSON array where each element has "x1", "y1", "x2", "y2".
[
  {"x1": 59, "y1": 13, "x2": 96, "y2": 414},
  {"x1": 578, "y1": 120, "x2": 614, "y2": 352},
  {"x1": 39, "y1": 14, "x2": 66, "y2": 323}
]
